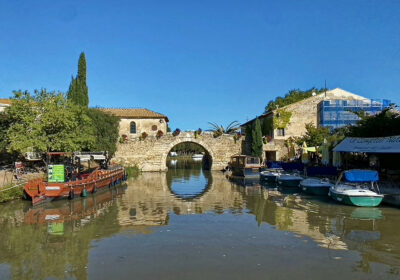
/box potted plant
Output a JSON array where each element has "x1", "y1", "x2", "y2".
[
  {"x1": 120, "y1": 134, "x2": 128, "y2": 143},
  {"x1": 156, "y1": 130, "x2": 164, "y2": 139},
  {"x1": 172, "y1": 128, "x2": 181, "y2": 136},
  {"x1": 140, "y1": 132, "x2": 148, "y2": 140},
  {"x1": 233, "y1": 132, "x2": 242, "y2": 142},
  {"x1": 194, "y1": 128, "x2": 202, "y2": 138}
]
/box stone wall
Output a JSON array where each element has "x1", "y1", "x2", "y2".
[
  {"x1": 119, "y1": 118, "x2": 168, "y2": 138},
  {"x1": 112, "y1": 132, "x2": 242, "y2": 171}
]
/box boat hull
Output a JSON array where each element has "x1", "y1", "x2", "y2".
[
  {"x1": 260, "y1": 174, "x2": 278, "y2": 183},
  {"x1": 329, "y1": 191, "x2": 383, "y2": 207},
  {"x1": 24, "y1": 166, "x2": 127, "y2": 205},
  {"x1": 277, "y1": 178, "x2": 302, "y2": 187},
  {"x1": 301, "y1": 185, "x2": 330, "y2": 196},
  {"x1": 232, "y1": 167, "x2": 260, "y2": 178}
]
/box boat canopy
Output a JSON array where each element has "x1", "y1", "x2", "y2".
[
  {"x1": 75, "y1": 154, "x2": 106, "y2": 161},
  {"x1": 333, "y1": 136, "x2": 400, "y2": 153},
  {"x1": 344, "y1": 170, "x2": 379, "y2": 182}
]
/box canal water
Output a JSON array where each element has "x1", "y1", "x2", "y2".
[{"x1": 1, "y1": 159, "x2": 400, "y2": 280}]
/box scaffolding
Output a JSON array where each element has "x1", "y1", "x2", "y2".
[{"x1": 318, "y1": 99, "x2": 391, "y2": 129}]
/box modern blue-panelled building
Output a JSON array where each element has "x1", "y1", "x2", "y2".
[{"x1": 318, "y1": 99, "x2": 392, "y2": 129}]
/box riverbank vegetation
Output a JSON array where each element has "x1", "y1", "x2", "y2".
[
  {"x1": 125, "y1": 166, "x2": 140, "y2": 178},
  {"x1": 0, "y1": 184, "x2": 24, "y2": 203}
]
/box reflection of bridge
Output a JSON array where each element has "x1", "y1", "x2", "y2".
[
  {"x1": 117, "y1": 172, "x2": 245, "y2": 227},
  {"x1": 112, "y1": 132, "x2": 242, "y2": 171}
]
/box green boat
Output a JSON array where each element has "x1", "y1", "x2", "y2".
[
  {"x1": 329, "y1": 170, "x2": 383, "y2": 207},
  {"x1": 277, "y1": 174, "x2": 303, "y2": 187},
  {"x1": 300, "y1": 178, "x2": 333, "y2": 196}
]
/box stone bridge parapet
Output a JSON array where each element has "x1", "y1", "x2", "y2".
[{"x1": 112, "y1": 132, "x2": 242, "y2": 171}]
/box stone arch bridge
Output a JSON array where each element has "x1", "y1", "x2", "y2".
[{"x1": 112, "y1": 132, "x2": 242, "y2": 171}]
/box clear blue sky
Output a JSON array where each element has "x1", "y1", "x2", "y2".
[{"x1": 1, "y1": 0, "x2": 399, "y2": 130}]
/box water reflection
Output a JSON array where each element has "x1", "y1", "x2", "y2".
[
  {"x1": 166, "y1": 159, "x2": 212, "y2": 200},
  {"x1": 0, "y1": 161, "x2": 400, "y2": 279}
]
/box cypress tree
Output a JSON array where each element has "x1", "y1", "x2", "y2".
[
  {"x1": 251, "y1": 118, "x2": 263, "y2": 158},
  {"x1": 67, "y1": 52, "x2": 89, "y2": 107},
  {"x1": 77, "y1": 52, "x2": 89, "y2": 107}
]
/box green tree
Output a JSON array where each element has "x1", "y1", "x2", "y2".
[
  {"x1": 5, "y1": 90, "x2": 96, "y2": 154},
  {"x1": 87, "y1": 109, "x2": 120, "y2": 156},
  {"x1": 296, "y1": 123, "x2": 331, "y2": 147},
  {"x1": 251, "y1": 118, "x2": 263, "y2": 157},
  {"x1": 68, "y1": 52, "x2": 89, "y2": 107},
  {"x1": 265, "y1": 87, "x2": 327, "y2": 113},
  {"x1": 261, "y1": 118, "x2": 273, "y2": 136},
  {"x1": 347, "y1": 107, "x2": 400, "y2": 137}
]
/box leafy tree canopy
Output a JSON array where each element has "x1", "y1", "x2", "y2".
[
  {"x1": 347, "y1": 107, "x2": 400, "y2": 137},
  {"x1": 4, "y1": 90, "x2": 96, "y2": 154},
  {"x1": 265, "y1": 87, "x2": 327, "y2": 113},
  {"x1": 87, "y1": 109, "x2": 120, "y2": 156},
  {"x1": 296, "y1": 123, "x2": 332, "y2": 147}
]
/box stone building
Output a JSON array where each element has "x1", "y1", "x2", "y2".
[
  {"x1": 99, "y1": 108, "x2": 169, "y2": 139},
  {"x1": 0, "y1": 99, "x2": 11, "y2": 112},
  {"x1": 241, "y1": 88, "x2": 390, "y2": 161}
]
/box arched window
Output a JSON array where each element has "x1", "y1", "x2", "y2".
[{"x1": 130, "y1": 121, "x2": 136, "y2": 134}]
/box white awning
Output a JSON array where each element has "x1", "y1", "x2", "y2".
[{"x1": 333, "y1": 136, "x2": 400, "y2": 153}]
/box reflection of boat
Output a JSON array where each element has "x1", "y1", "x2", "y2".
[
  {"x1": 277, "y1": 174, "x2": 303, "y2": 187},
  {"x1": 192, "y1": 154, "x2": 204, "y2": 159},
  {"x1": 229, "y1": 155, "x2": 261, "y2": 178},
  {"x1": 24, "y1": 152, "x2": 127, "y2": 205},
  {"x1": 350, "y1": 207, "x2": 383, "y2": 220},
  {"x1": 300, "y1": 178, "x2": 333, "y2": 195},
  {"x1": 329, "y1": 170, "x2": 383, "y2": 207},
  {"x1": 24, "y1": 185, "x2": 125, "y2": 226},
  {"x1": 170, "y1": 159, "x2": 177, "y2": 165},
  {"x1": 260, "y1": 169, "x2": 282, "y2": 183}
]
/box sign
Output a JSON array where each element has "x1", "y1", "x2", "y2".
[
  {"x1": 333, "y1": 136, "x2": 400, "y2": 153},
  {"x1": 48, "y1": 164, "x2": 65, "y2": 183}
]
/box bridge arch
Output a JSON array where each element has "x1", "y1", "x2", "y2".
[
  {"x1": 160, "y1": 138, "x2": 215, "y2": 171},
  {"x1": 113, "y1": 132, "x2": 242, "y2": 171}
]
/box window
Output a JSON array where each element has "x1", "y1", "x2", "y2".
[
  {"x1": 277, "y1": 128, "x2": 285, "y2": 136},
  {"x1": 152, "y1": 125, "x2": 157, "y2": 131},
  {"x1": 130, "y1": 121, "x2": 136, "y2": 134}
]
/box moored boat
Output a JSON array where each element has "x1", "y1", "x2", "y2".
[
  {"x1": 192, "y1": 153, "x2": 204, "y2": 159},
  {"x1": 24, "y1": 152, "x2": 127, "y2": 205},
  {"x1": 277, "y1": 173, "x2": 303, "y2": 187},
  {"x1": 300, "y1": 178, "x2": 333, "y2": 196},
  {"x1": 329, "y1": 170, "x2": 383, "y2": 207},
  {"x1": 260, "y1": 170, "x2": 281, "y2": 183},
  {"x1": 229, "y1": 155, "x2": 261, "y2": 178}
]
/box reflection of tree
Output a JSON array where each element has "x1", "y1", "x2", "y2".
[{"x1": 0, "y1": 198, "x2": 120, "y2": 280}]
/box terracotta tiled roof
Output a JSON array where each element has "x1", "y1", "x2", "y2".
[
  {"x1": 98, "y1": 108, "x2": 169, "y2": 122},
  {"x1": 0, "y1": 99, "x2": 12, "y2": 105}
]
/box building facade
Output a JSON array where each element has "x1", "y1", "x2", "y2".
[
  {"x1": 99, "y1": 108, "x2": 169, "y2": 139},
  {"x1": 241, "y1": 88, "x2": 391, "y2": 161},
  {"x1": 0, "y1": 99, "x2": 11, "y2": 112}
]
